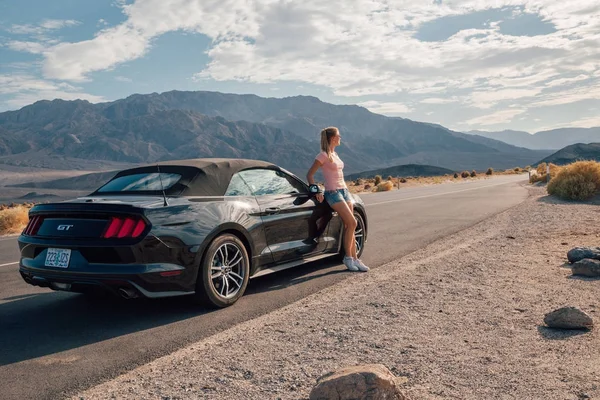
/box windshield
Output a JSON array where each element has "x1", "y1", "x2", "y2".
[{"x1": 97, "y1": 172, "x2": 182, "y2": 193}]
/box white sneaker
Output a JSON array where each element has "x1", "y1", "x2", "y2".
[
  {"x1": 354, "y1": 258, "x2": 370, "y2": 272},
  {"x1": 343, "y1": 256, "x2": 359, "y2": 271}
]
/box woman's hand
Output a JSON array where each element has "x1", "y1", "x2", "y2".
[{"x1": 315, "y1": 193, "x2": 324, "y2": 203}]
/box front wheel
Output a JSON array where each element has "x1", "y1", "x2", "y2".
[
  {"x1": 337, "y1": 212, "x2": 366, "y2": 260},
  {"x1": 194, "y1": 234, "x2": 250, "y2": 308}
]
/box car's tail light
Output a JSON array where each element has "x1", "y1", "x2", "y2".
[
  {"x1": 23, "y1": 215, "x2": 44, "y2": 236},
  {"x1": 103, "y1": 216, "x2": 147, "y2": 239}
]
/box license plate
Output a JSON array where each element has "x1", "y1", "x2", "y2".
[{"x1": 45, "y1": 248, "x2": 71, "y2": 268}]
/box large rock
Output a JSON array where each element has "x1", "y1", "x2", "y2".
[
  {"x1": 544, "y1": 307, "x2": 594, "y2": 330},
  {"x1": 567, "y1": 247, "x2": 600, "y2": 263},
  {"x1": 309, "y1": 364, "x2": 410, "y2": 400},
  {"x1": 572, "y1": 258, "x2": 600, "y2": 277}
]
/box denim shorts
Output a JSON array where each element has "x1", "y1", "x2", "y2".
[{"x1": 324, "y1": 188, "x2": 353, "y2": 206}]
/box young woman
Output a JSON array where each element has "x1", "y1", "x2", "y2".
[{"x1": 306, "y1": 126, "x2": 369, "y2": 272}]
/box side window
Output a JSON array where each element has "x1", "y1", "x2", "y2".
[
  {"x1": 239, "y1": 169, "x2": 306, "y2": 196},
  {"x1": 225, "y1": 173, "x2": 253, "y2": 196}
]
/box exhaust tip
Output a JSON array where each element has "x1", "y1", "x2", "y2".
[{"x1": 118, "y1": 287, "x2": 138, "y2": 299}]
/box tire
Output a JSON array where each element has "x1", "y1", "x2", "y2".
[
  {"x1": 337, "y1": 212, "x2": 367, "y2": 260},
  {"x1": 194, "y1": 233, "x2": 250, "y2": 308}
]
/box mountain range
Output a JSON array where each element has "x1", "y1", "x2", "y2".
[
  {"x1": 0, "y1": 90, "x2": 556, "y2": 176},
  {"x1": 535, "y1": 143, "x2": 600, "y2": 166},
  {"x1": 467, "y1": 128, "x2": 600, "y2": 150}
]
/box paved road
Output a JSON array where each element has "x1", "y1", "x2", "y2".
[{"x1": 0, "y1": 175, "x2": 528, "y2": 400}]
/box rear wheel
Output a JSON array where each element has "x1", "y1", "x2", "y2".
[{"x1": 194, "y1": 233, "x2": 250, "y2": 308}]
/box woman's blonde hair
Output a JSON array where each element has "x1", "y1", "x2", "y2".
[{"x1": 320, "y1": 126, "x2": 339, "y2": 162}]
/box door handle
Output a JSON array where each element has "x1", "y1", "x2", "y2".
[{"x1": 265, "y1": 207, "x2": 280, "y2": 214}]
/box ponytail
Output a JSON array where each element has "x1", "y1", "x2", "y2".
[{"x1": 320, "y1": 127, "x2": 339, "y2": 162}]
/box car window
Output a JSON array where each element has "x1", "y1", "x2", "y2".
[
  {"x1": 225, "y1": 173, "x2": 254, "y2": 196},
  {"x1": 239, "y1": 169, "x2": 306, "y2": 196},
  {"x1": 97, "y1": 173, "x2": 181, "y2": 193}
]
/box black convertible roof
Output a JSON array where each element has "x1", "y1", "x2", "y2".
[{"x1": 99, "y1": 158, "x2": 280, "y2": 197}]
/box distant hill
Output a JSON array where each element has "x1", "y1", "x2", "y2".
[
  {"x1": 0, "y1": 90, "x2": 552, "y2": 173},
  {"x1": 535, "y1": 143, "x2": 600, "y2": 166},
  {"x1": 467, "y1": 128, "x2": 600, "y2": 150},
  {"x1": 345, "y1": 164, "x2": 454, "y2": 180}
]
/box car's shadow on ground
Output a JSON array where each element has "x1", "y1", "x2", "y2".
[{"x1": 0, "y1": 257, "x2": 348, "y2": 366}]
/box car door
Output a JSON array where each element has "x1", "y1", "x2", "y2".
[{"x1": 238, "y1": 168, "x2": 334, "y2": 265}]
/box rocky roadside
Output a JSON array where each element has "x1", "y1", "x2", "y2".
[{"x1": 74, "y1": 185, "x2": 600, "y2": 400}]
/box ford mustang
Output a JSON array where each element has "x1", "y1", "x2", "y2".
[{"x1": 17, "y1": 158, "x2": 368, "y2": 307}]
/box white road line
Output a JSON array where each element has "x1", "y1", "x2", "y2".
[
  {"x1": 366, "y1": 180, "x2": 518, "y2": 207},
  {"x1": 0, "y1": 262, "x2": 18, "y2": 267}
]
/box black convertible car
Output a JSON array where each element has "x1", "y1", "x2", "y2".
[{"x1": 18, "y1": 158, "x2": 368, "y2": 307}]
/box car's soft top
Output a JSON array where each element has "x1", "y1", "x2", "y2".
[{"x1": 92, "y1": 158, "x2": 279, "y2": 197}]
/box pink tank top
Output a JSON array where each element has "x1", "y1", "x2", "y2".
[{"x1": 315, "y1": 151, "x2": 347, "y2": 191}]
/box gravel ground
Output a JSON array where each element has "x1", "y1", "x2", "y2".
[{"x1": 74, "y1": 185, "x2": 600, "y2": 400}]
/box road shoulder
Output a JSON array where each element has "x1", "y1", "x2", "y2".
[{"x1": 75, "y1": 185, "x2": 600, "y2": 400}]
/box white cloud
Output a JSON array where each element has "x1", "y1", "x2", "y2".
[
  {"x1": 420, "y1": 97, "x2": 457, "y2": 104},
  {"x1": 358, "y1": 101, "x2": 413, "y2": 115},
  {"x1": 470, "y1": 88, "x2": 541, "y2": 109},
  {"x1": 0, "y1": 75, "x2": 105, "y2": 110},
  {"x1": 8, "y1": 19, "x2": 79, "y2": 35},
  {"x1": 115, "y1": 76, "x2": 132, "y2": 82},
  {"x1": 466, "y1": 109, "x2": 526, "y2": 126},
  {"x1": 7, "y1": 41, "x2": 46, "y2": 54},
  {"x1": 545, "y1": 74, "x2": 589, "y2": 87}
]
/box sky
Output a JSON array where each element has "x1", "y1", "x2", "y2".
[{"x1": 1, "y1": 0, "x2": 600, "y2": 134}]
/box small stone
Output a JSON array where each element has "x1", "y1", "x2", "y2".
[
  {"x1": 567, "y1": 247, "x2": 600, "y2": 263},
  {"x1": 309, "y1": 364, "x2": 410, "y2": 400},
  {"x1": 572, "y1": 259, "x2": 600, "y2": 277},
  {"x1": 544, "y1": 306, "x2": 594, "y2": 330}
]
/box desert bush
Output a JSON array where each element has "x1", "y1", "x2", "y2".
[
  {"x1": 453, "y1": 172, "x2": 459, "y2": 179},
  {"x1": 461, "y1": 171, "x2": 470, "y2": 178},
  {"x1": 470, "y1": 170, "x2": 477, "y2": 177},
  {"x1": 514, "y1": 167, "x2": 521, "y2": 172},
  {"x1": 486, "y1": 167, "x2": 493, "y2": 175},
  {"x1": 355, "y1": 178, "x2": 363, "y2": 186},
  {"x1": 547, "y1": 161, "x2": 600, "y2": 201},
  {"x1": 376, "y1": 181, "x2": 394, "y2": 192},
  {"x1": 364, "y1": 184, "x2": 371, "y2": 190},
  {"x1": 0, "y1": 205, "x2": 30, "y2": 235},
  {"x1": 374, "y1": 175, "x2": 382, "y2": 185},
  {"x1": 400, "y1": 177, "x2": 407, "y2": 183},
  {"x1": 387, "y1": 175, "x2": 393, "y2": 181},
  {"x1": 536, "y1": 162, "x2": 547, "y2": 175}
]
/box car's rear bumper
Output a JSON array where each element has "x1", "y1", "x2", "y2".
[{"x1": 19, "y1": 258, "x2": 194, "y2": 299}]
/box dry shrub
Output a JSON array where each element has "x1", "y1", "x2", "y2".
[
  {"x1": 0, "y1": 205, "x2": 30, "y2": 235},
  {"x1": 387, "y1": 175, "x2": 393, "y2": 181},
  {"x1": 486, "y1": 168, "x2": 493, "y2": 175},
  {"x1": 547, "y1": 161, "x2": 600, "y2": 201},
  {"x1": 531, "y1": 163, "x2": 562, "y2": 183},
  {"x1": 376, "y1": 181, "x2": 394, "y2": 192},
  {"x1": 453, "y1": 172, "x2": 459, "y2": 179},
  {"x1": 400, "y1": 177, "x2": 407, "y2": 183},
  {"x1": 470, "y1": 170, "x2": 477, "y2": 177},
  {"x1": 374, "y1": 175, "x2": 382, "y2": 185},
  {"x1": 364, "y1": 184, "x2": 371, "y2": 190},
  {"x1": 461, "y1": 171, "x2": 470, "y2": 178}
]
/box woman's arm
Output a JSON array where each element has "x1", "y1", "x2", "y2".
[{"x1": 306, "y1": 159, "x2": 322, "y2": 185}]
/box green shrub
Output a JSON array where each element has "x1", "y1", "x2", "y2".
[
  {"x1": 486, "y1": 168, "x2": 493, "y2": 175},
  {"x1": 547, "y1": 161, "x2": 600, "y2": 200},
  {"x1": 374, "y1": 175, "x2": 382, "y2": 185}
]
